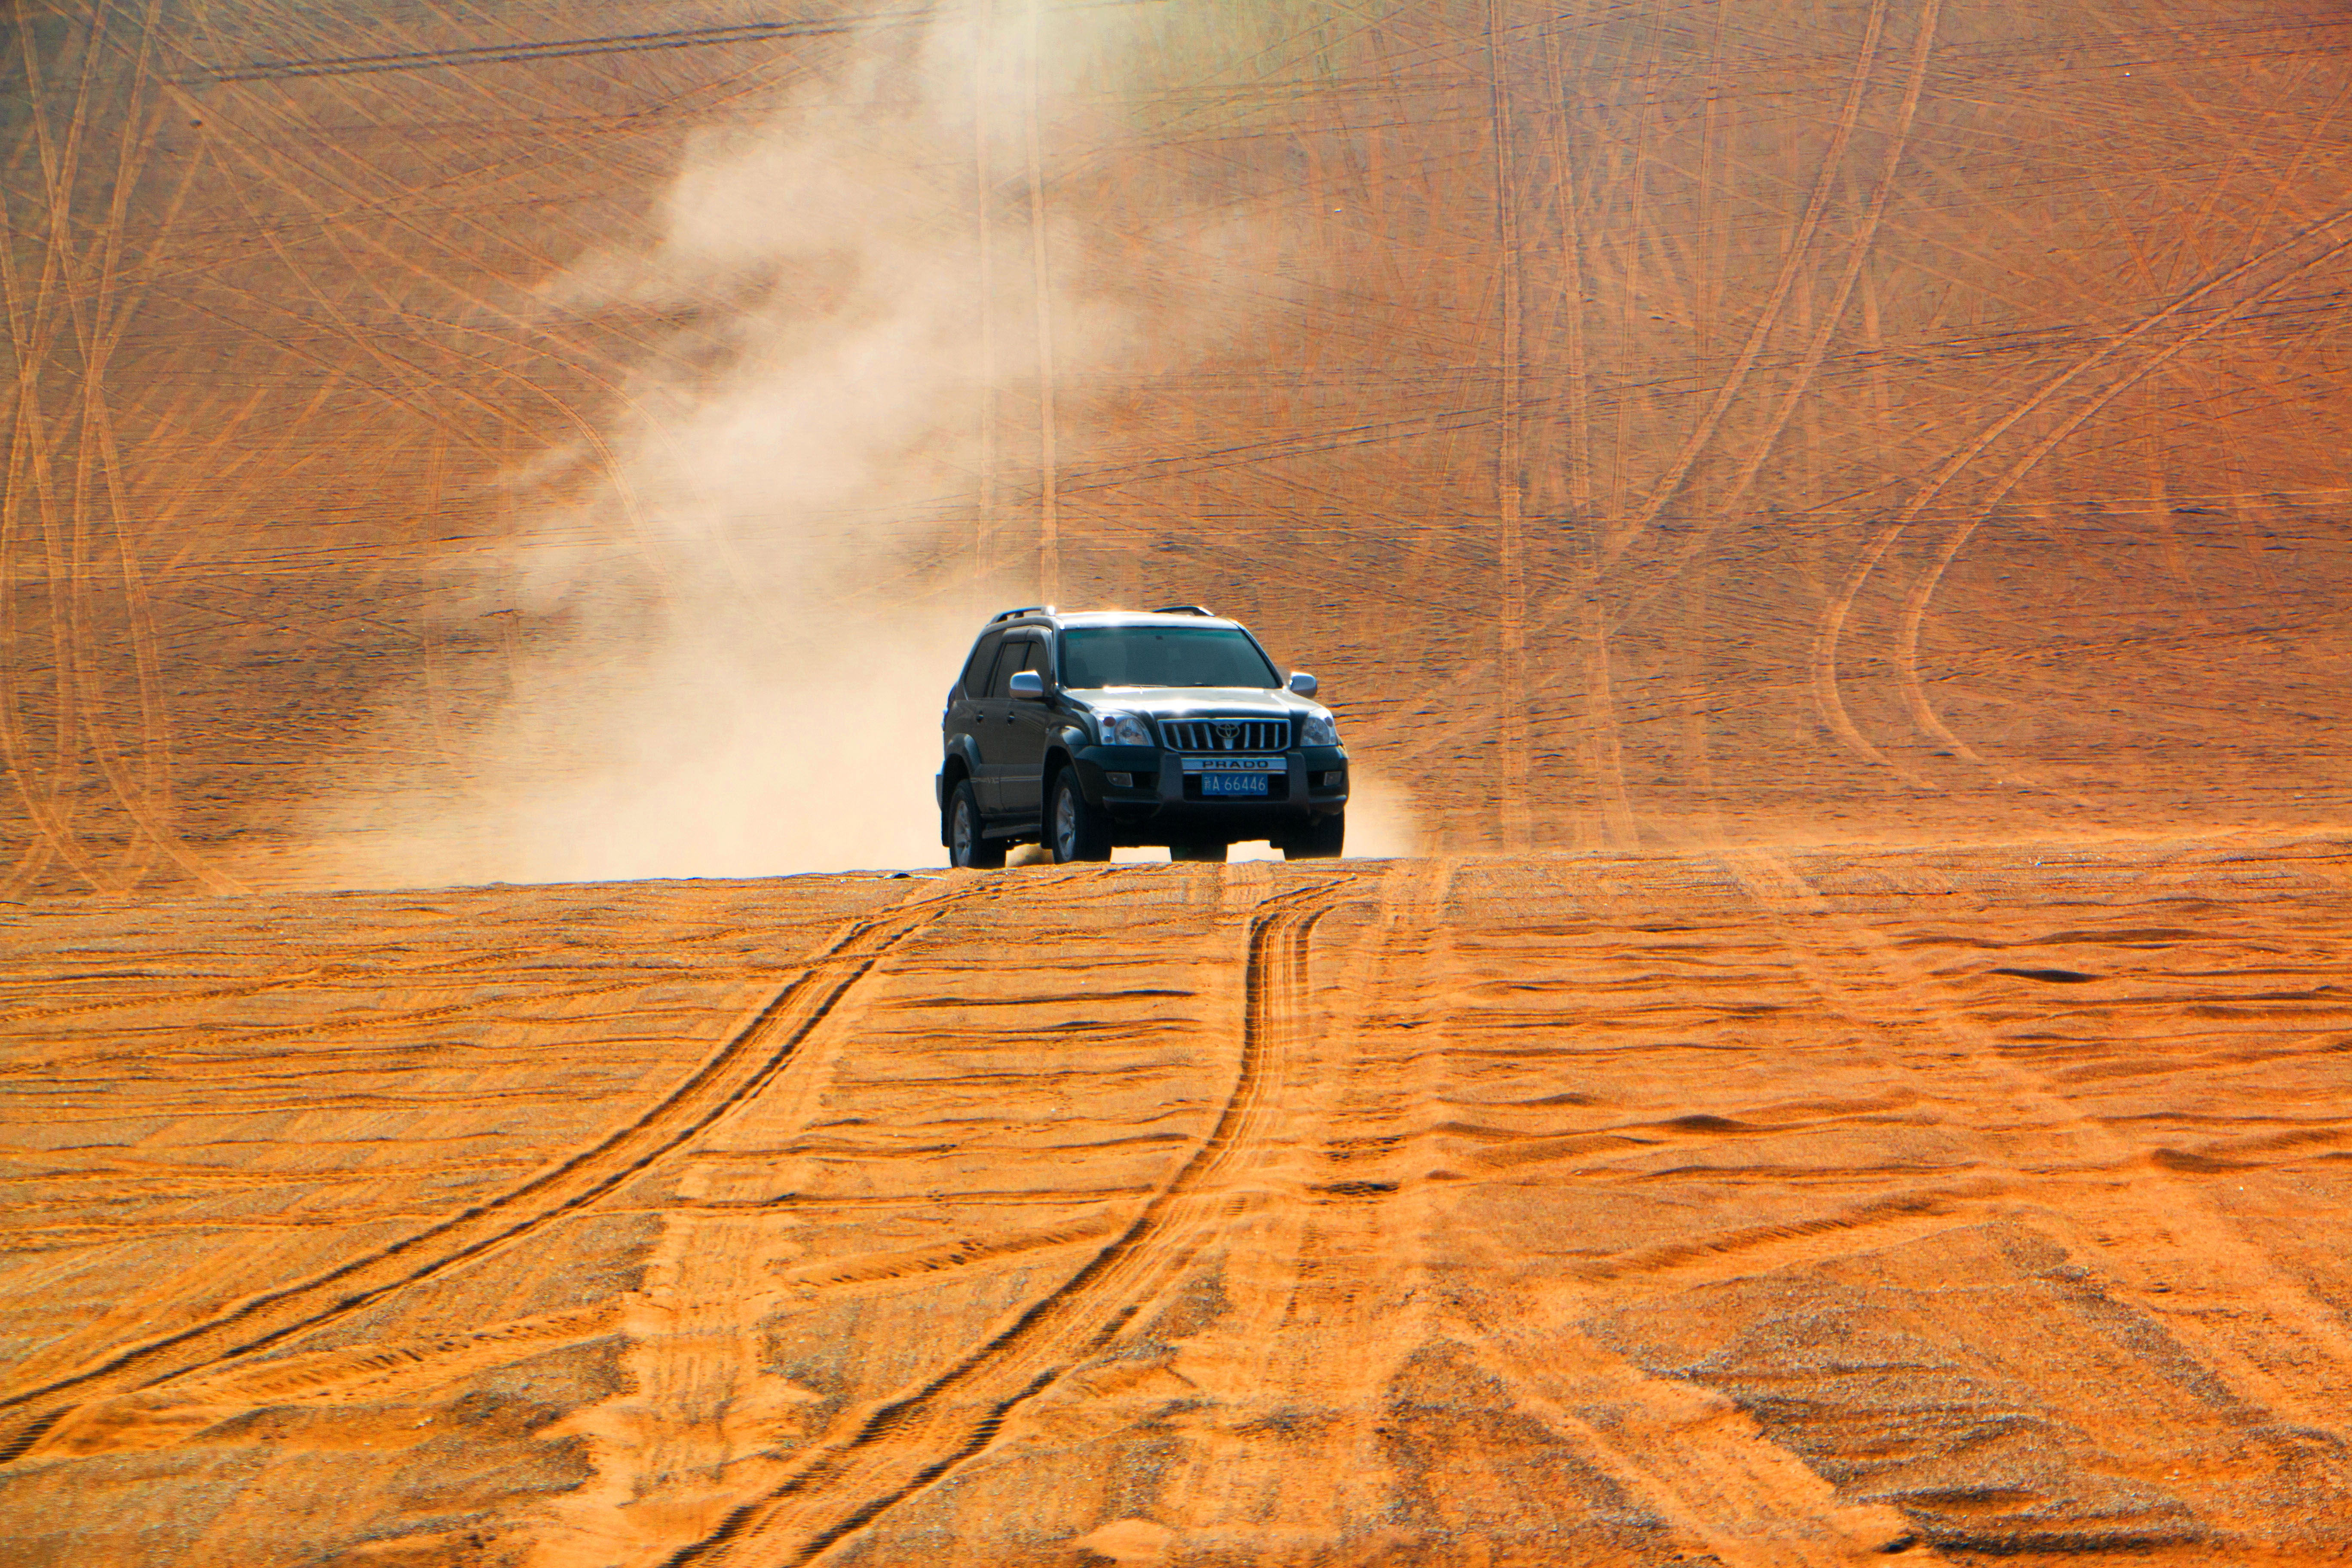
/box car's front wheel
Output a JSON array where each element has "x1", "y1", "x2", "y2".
[
  {"x1": 948, "y1": 781, "x2": 1006, "y2": 869},
  {"x1": 1050, "y1": 772, "x2": 1112, "y2": 863},
  {"x1": 1278, "y1": 811, "x2": 1344, "y2": 860}
]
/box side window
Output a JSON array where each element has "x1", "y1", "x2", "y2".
[
  {"x1": 986, "y1": 637, "x2": 1035, "y2": 698},
  {"x1": 961, "y1": 632, "x2": 1003, "y2": 698}
]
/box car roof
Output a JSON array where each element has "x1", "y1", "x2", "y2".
[
  {"x1": 985, "y1": 608, "x2": 1247, "y2": 632},
  {"x1": 1055, "y1": 610, "x2": 1244, "y2": 629}
]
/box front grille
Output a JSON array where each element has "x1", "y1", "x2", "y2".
[{"x1": 1159, "y1": 717, "x2": 1291, "y2": 753}]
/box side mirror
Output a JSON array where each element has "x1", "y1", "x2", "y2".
[
  {"x1": 1008, "y1": 670, "x2": 1047, "y2": 700},
  {"x1": 1287, "y1": 671, "x2": 1319, "y2": 697}
]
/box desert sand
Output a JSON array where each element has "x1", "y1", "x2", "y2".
[{"x1": 4, "y1": 0, "x2": 2351, "y2": 1562}]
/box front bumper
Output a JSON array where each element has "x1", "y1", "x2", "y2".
[{"x1": 1072, "y1": 744, "x2": 1348, "y2": 836}]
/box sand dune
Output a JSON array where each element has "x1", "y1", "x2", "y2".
[
  {"x1": 4, "y1": 0, "x2": 2347, "y2": 878},
  {"x1": 5, "y1": 0, "x2": 2351, "y2": 1561}
]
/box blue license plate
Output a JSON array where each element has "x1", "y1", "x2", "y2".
[{"x1": 1201, "y1": 772, "x2": 1270, "y2": 797}]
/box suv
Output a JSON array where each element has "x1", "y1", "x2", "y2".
[{"x1": 937, "y1": 606, "x2": 1349, "y2": 866}]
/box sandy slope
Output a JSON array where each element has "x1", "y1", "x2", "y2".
[
  {"x1": 4, "y1": 0, "x2": 2349, "y2": 879},
  {"x1": 5, "y1": 833, "x2": 2350, "y2": 1564},
  {"x1": 6, "y1": 0, "x2": 2352, "y2": 1562}
]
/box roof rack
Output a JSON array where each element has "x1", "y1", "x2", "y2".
[
  {"x1": 1152, "y1": 604, "x2": 1217, "y2": 617},
  {"x1": 988, "y1": 604, "x2": 1055, "y2": 624}
]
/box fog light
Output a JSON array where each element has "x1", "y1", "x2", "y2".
[
  {"x1": 1320, "y1": 770, "x2": 1345, "y2": 788},
  {"x1": 1106, "y1": 771, "x2": 1133, "y2": 788}
]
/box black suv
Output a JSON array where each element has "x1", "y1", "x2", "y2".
[{"x1": 937, "y1": 606, "x2": 1349, "y2": 866}]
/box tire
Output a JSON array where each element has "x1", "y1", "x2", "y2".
[
  {"x1": 947, "y1": 780, "x2": 1005, "y2": 869},
  {"x1": 1279, "y1": 811, "x2": 1344, "y2": 860},
  {"x1": 1049, "y1": 771, "x2": 1112, "y2": 863},
  {"x1": 1168, "y1": 840, "x2": 1228, "y2": 862}
]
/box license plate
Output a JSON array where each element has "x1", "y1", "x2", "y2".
[{"x1": 1200, "y1": 772, "x2": 1269, "y2": 797}]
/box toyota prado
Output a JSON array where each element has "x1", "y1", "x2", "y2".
[{"x1": 937, "y1": 606, "x2": 1348, "y2": 866}]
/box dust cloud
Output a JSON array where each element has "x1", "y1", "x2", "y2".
[
  {"x1": 1334, "y1": 767, "x2": 1423, "y2": 858},
  {"x1": 311, "y1": 5, "x2": 1398, "y2": 885}
]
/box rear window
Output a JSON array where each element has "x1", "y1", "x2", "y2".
[
  {"x1": 1061, "y1": 626, "x2": 1279, "y2": 689},
  {"x1": 961, "y1": 632, "x2": 1004, "y2": 697}
]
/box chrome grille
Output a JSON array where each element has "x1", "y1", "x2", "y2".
[{"x1": 1159, "y1": 717, "x2": 1291, "y2": 753}]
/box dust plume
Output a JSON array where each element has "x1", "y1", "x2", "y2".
[
  {"x1": 306, "y1": 5, "x2": 1351, "y2": 885},
  {"x1": 1336, "y1": 768, "x2": 1424, "y2": 858}
]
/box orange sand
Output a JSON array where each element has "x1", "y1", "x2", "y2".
[{"x1": 5, "y1": 1, "x2": 2351, "y2": 1562}]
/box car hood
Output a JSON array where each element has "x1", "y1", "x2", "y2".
[{"x1": 1066, "y1": 687, "x2": 1314, "y2": 720}]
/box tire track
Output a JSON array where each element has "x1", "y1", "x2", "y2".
[
  {"x1": 1811, "y1": 196, "x2": 2352, "y2": 775},
  {"x1": 1052, "y1": 863, "x2": 1433, "y2": 1553},
  {"x1": 189, "y1": 10, "x2": 928, "y2": 83},
  {"x1": 1461, "y1": 1297, "x2": 1943, "y2": 1564},
  {"x1": 1889, "y1": 226, "x2": 2352, "y2": 779},
  {"x1": 27, "y1": 1302, "x2": 623, "y2": 1464},
  {"x1": 1345, "y1": 0, "x2": 1919, "y2": 816},
  {"x1": 5, "y1": 0, "x2": 237, "y2": 895},
  {"x1": 1720, "y1": 847, "x2": 2352, "y2": 1441},
  {"x1": 1024, "y1": 0, "x2": 1060, "y2": 601},
  {"x1": 1308, "y1": 860, "x2": 1946, "y2": 1565},
  {"x1": 129, "y1": 6, "x2": 744, "y2": 637},
  {"x1": 59, "y1": 2, "x2": 157, "y2": 891},
  {"x1": 1602, "y1": 0, "x2": 1942, "y2": 641},
  {"x1": 658, "y1": 877, "x2": 1349, "y2": 1568},
  {"x1": 972, "y1": 0, "x2": 998, "y2": 603},
  {"x1": 1597, "y1": 0, "x2": 1889, "y2": 571},
  {"x1": 0, "y1": 879, "x2": 986, "y2": 1464},
  {"x1": 68, "y1": 75, "x2": 249, "y2": 892},
  {"x1": 1486, "y1": 0, "x2": 1529, "y2": 850},
  {"x1": 2, "y1": 0, "x2": 119, "y2": 894},
  {"x1": 193, "y1": 160, "x2": 677, "y2": 602},
  {"x1": 1537, "y1": 20, "x2": 1632, "y2": 849}
]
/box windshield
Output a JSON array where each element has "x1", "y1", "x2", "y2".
[{"x1": 1061, "y1": 625, "x2": 1280, "y2": 689}]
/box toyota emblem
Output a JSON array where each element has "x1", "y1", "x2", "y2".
[{"x1": 1215, "y1": 721, "x2": 1239, "y2": 749}]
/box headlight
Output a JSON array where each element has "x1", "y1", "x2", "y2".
[
  {"x1": 1299, "y1": 710, "x2": 1339, "y2": 747},
  {"x1": 1096, "y1": 710, "x2": 1154, "y2": 747}
]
